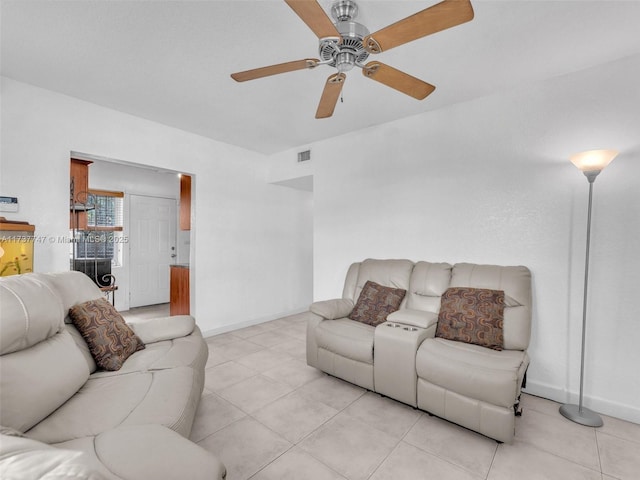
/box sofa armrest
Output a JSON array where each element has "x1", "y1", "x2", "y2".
[
  {"x1": 127, "y1": 315, "x2": 195, "y2": 344},
  {"x1": 387, "y1": 309, "x2": 438, "y2": 329},
  {"x1": 94, "y1": 425, "x2": 226, "y2": 480},
  {"x1": 310, "y1": 299, "x2": 354, "y2": 320}
]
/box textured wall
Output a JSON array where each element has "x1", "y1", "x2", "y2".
[
  {"x1": 270, "y1": 54, "x2": 640, "y2": 422},
  {"x1": 1, "y1": 77, "x2": 313, "y2": 333}
]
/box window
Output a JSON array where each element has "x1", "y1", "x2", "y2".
[
  {"x1": 87, "y1": 192, "x2": 123, "y2": 229},
  {"x1": 71, "y1": 190, "x2": 125, "y2": 266}
]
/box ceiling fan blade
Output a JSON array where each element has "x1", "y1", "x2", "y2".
[
  {"x1": 231, "y1": 58, "x2": 319, "y2": 82},
  {"x1": 316, "y1": 73, "x2": 346, "y2": 119},
  {"x1": 363, "y1": 0, "x2": 474, "y2": 54},
  {"x1": 362, "y1": 62, "x2": 435, "y2": 100},
  {"x1": 285, "y1": 0, "x2": 341, "y2": 41}
]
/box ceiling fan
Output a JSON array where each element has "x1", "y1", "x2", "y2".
[{"x1": 231, "y1": 0, "x2": 474, "y2": 119}]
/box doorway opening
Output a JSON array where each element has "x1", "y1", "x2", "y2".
[{"x1": 69, "y1": 152, "x2": 193, "y2": 313}]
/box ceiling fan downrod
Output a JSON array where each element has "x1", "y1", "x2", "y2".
[{"x1": 331, "y1": 0, "x2": 358, "y2": 22}]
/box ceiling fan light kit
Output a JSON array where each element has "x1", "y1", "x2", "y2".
[{"x1": 231, "y1": 0, "x2": 475, "y2": 118}]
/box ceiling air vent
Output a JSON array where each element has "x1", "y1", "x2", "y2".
[{"x1": 297, "y1": 150, "x2": 311, "y2": 162}]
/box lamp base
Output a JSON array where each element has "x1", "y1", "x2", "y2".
[{"x1": 559, "y1": 404, "x2": 603, "y2": 427}]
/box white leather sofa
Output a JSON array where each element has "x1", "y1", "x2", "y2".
[
  {"x1": 307, "y1": 259, "x2": 532, "y2": 443},
  {"x1": 0, "y1": 271, "x2": 225, "y2": 479}
]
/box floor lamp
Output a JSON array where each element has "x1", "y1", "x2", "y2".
[{"x1": 560, "y1": 149, "x2": 618, "y2": 427}]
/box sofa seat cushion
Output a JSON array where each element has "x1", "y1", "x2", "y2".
[
  {"x1": 26, "y1": 366, "x2": 200, "y2": 444},
  {"x1": 316, "y1": 319, "x2": 375, "y2": 364},
  {"x1": 89, "y1": 327, "x2": 208, "y2": 378},
  {"x1": 416, "y1": 338, "x2": 528, "y2": 408}
]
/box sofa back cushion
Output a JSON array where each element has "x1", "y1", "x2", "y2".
[
  {"x1": 0, "y1": 273, "x2": 90, "y2": 432},
  {"x1": 0, "y1": 274, "x2": 64, "y2": 355},
  {"x1": 42, "y1": 271, "x2": 106, "y2": 373},
  {"x1": 450, "y1": 263, "x2": 532, "y2": 350},
  {"x1": 42, "y1": 271, "x2": 104, "y2": 324},
  {"x1": 346, "y1": 259, "x2": 414, "y2": 307},
  {"x1": 406, "y1": 261, "x2": 452, "y2": 312}
]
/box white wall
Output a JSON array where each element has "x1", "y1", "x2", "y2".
[
  {"x1": 0, "y1": 76, "x2": 313, "y2": 333},
  {"x1": 269, "y1": 54, "x2": 640, "y2": 423}
]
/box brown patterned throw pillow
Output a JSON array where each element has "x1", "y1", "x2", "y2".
[
  {"x1": 69, "y1": 297, "x2": 145, "y2": 371},
  {"x1": 349, "y1": 281, "x2": 407, "y2": 327},
  {"x1": 435, "y1": 287, "x2": 505, "y2": 350}
]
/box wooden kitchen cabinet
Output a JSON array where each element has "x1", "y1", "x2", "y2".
[
  {"x1": 70, "y1": 159, "x2": 93, "y2": 229},
  {"x1": 179, "y1": 174, "x2": 191, "y2": 231},
  {"x1": 170, "y1": 264, "x2": 190, "y2": 315}
]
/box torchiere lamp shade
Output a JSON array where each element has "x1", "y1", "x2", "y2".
[{"x1": 570, "y1": 149, "x2": 618, "y2": 173}]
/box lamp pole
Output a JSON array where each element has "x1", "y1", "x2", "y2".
[{"x1": 560, "y1": 149, "x2": 617, "y2": 427}]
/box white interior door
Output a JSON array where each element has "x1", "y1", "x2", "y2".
[{"x1": 129, "y1": 195, "x2": 177, "y2": 307}]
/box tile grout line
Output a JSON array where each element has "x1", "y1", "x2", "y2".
[
  {"x1": 365, "y1": 437, "x2": 404, "y2": 479},
  {"x1": 485, "y1": 442, "x2": 499, "y2": 480},
  {"x1": 594, "y1": 429, "x2": 604, "y2": 476},
  {"x1": 400, "y1": 413, "x2": 494, "y2": 479}
]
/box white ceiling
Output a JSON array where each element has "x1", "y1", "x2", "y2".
[{"x1": 2, "y1": 1, "x2": 640, "y2": 155}]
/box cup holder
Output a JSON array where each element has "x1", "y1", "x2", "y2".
[
  {"x1": 386, "y1": 323, "x2": 401, "y2": 328},
  {"x1": 403, "y1": 327, "x2": 418, "y2": 332}
]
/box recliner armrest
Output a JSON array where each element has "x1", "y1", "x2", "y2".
[
  {"x1": 310, "y1": 299, "x2": 354, "y2": 320},
  {"x1": 127, "y1": 315, "x2": 195, "y2": 344},
  {"x1": 387, "y1": 309, "x2": 438, "y2": 329}
]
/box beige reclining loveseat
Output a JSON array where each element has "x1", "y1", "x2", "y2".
[
  {"x1": 0, "y1": 271, "x2": 225, "y2": 479},
  {"x1": 306, "y1": 259, "x2": 532, "y2": 443}
]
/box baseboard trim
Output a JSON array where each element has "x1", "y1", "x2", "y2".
[
  {"x1": 524, "y1": 380, "x2": 640, "y2": 424},
  {"x1": 201, "y1": 307, "x2": 308, "y2": 338}
]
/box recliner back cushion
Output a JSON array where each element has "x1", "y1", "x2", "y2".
[
  {"x1": 406, "y1": 261, "x2": 452, "y2": 312},
  {"x1": 342, "y1": 263, "x2": 361, "y2": 301},
  {"x1": 350, "y1": 259, "x2": 414, "y2": 306},
  {"x1": 450, "y1": 263, "x2": 532, "y2": 350},
  {"x1": 0, "y1": 274, "x2": 90, "y2": 432}
]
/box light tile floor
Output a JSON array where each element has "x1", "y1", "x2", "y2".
[{"x1": 123, "y1": 307, "x2": 640, "y2": 480}]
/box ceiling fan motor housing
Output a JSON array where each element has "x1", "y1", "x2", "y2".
[{"x1": 319, "y1": 19, "x2": 370, "y2": 72}]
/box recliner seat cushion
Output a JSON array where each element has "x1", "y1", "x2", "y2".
[
  {"x1": 416, "y1": 338, "x2": 528, "y2": 408},
  {"x1": 315, "y1": 319, "x2": 375, "y2": 364}
]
